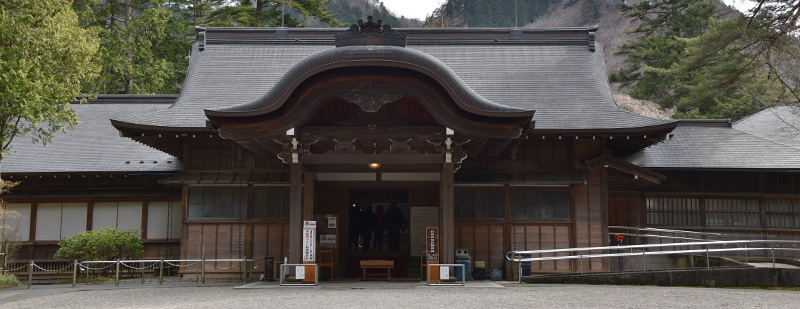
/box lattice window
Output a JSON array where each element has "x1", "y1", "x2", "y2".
[
  {"x1": 645, "y1": 198, "x2": 700, "y2": 226},
  {"x1": 254, "y1": 188, "x2": 290, "y2": 219},
  {"x1": 766, "y1": 199, "x2": 800, "y2": 229},
  {"x1": 455, "y1": 189, "x2": 504, "y2": 219},
  {"x1": 510, "y1": 189, "x2": 569, "y2": 219},
  {"x1": 705, "y1": 199, "x2": 760, "y2": 228},
  {"x1": 188, "y1": 188, "x2": 246, "y2": 219}
]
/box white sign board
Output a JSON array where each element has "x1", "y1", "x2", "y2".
[
  {"x1": 303, "y1": 220, "x2": 316, "y2": 262},
  {"x1": 296, "y1": 266, "x2": 305, "y2": 280},
  {"x1": 439, "y1": 266, "x2": 450, "y2": 280}
]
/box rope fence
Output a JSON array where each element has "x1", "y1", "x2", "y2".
[{"x1": 6, "y1": 258, "x2": 258, "y2": 289}]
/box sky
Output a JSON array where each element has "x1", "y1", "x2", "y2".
[
  {"x1": 380, "y1": 0, "x2": 756, "y2": 21},
  {"x1": 381, "y1": 0, "x2": 445, "y2": 20}
]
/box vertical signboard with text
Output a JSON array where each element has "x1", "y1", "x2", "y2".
[
  {"x1": 426, "y1": 227, "x2": 439, "y2": 283},
  {"x1": 302, "y1": 220, "x2": 316, "y2": 282}
]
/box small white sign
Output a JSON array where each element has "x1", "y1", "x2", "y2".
[
  {"x1": 304, "y1": 220, "x2": 317, "y2": 229},
  {"x1": 303, "y1": 228, "x2": 316, "y2": 262},
  {"x1": 296, "y1": 266, "x2": 305, "y2": 280},
  {"x1": 439, "y1": 266, "x2": 450, "y2": 280}
]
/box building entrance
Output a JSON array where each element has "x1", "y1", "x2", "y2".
[{"x1": 345, "y1": 188, "x2": 411, "y2": 278}]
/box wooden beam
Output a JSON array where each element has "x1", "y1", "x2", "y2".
[
  {"x1": 301, "y1": 154, "x2": 443, "y2": 165},
  {"x1": 288, "y1": 163, "x2": 302, "y2": 263},
  {"x1": 440, "y1": 162, "x2": 455, "y2": 264},
  {"x1": 303, "y1": 172, "x2": 314, "y2": 221}
]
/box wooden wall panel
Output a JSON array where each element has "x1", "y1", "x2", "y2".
[
  {"x1": 555, "y1": 225, "x2": 570, "y2": 270},
  {"x1": 609, "y1": 195, "x2": 643, "y2": 227},
  {"x1": 201, "y1": 225, "x2": 216, "y2": 270},
  {"x1": 456, "y1": 224, "x2": 475, "y2": 261},
  {"x1": 489, "y1": 225, "x2": 504, "y2": 269},
  {"x1": 454, "y1": 223, "x2": 506, "y2": 271},
  {"x1": 474, "y1": 224, "x2": 490, "y2": 268},
  {"x1": 252, "y1": 224, "x2": 268, "y2": 271}
]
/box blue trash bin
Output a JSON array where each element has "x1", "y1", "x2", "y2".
[
  {"x1": 521, "y1": 254, "x2": 532, "y2": 276},
  {"x1": 455, "y1": 260, "x2": 470, "y2": 281}
]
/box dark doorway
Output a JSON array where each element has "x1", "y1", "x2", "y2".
[{"x1": 346, "y1": 188, "x2": 410, "y2": 278}]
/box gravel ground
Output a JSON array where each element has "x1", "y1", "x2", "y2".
[{"x1": 2, "y1": 283, "x2": 800, "y2": 309}]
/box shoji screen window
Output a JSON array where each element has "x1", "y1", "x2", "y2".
[
  {"x1": 147, "y1": 202, "x2": 182, "y2": 239},
  {"x1": 3, "y1": 203, "x2": 31, "y2": 241},
  {"x1": 35, "y1": 203, "x2": 88, "y2": 240},
  {"x1": 92, "y1": 202, "x2": 143, "y2": 234}
]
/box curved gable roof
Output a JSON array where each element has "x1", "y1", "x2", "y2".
[{"x1": 112, "y1": 27, "x2": 673, "y2": 134}]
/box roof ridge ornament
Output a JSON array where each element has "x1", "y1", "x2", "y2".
[{"x1": 335, "y1": 16, "x2": 406, "y2": 47}]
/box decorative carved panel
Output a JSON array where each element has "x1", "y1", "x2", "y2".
[{"x1": 339, "y1": 93, "x2": 402, "y2": 113}]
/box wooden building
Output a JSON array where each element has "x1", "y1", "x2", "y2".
[{"x1": 4, "y1": 19, "x2": 799, "y2": 278}]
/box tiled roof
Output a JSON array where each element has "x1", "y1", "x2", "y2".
[
  {"x1": 625, "y1": 120, "x2": 800, "y2": 169},
  {"x1": 113, "y1": 27, "x2": 673, "y2": 133},
  {"x1": 733, "y1": 106, "x2": 800, "y2": 148},
  {"x1": 2, "y1": 95, "x2": 182, "y2": 174}
]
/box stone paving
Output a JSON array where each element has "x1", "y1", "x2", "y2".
[{"x1": 2, "y1": 279, "x2": 799, "y2": 308}]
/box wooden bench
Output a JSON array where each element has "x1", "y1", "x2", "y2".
[{"x1": 359, "y1": 260, "x2": 394, "y2": 281}]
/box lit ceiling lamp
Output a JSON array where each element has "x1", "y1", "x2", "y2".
[{"x1": 369, "y1": 141, "x2": 380, "y2": 169}]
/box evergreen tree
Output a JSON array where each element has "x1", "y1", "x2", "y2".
[
  {"x1": 612, "y1": 0, "x2": 799, "y2": 120},
  {"x1": 74, "y1": 0, "x2": 190, "y2": 94},
  {"x1": 0, "y1": 0, "x2": 101, "y2": 181}
]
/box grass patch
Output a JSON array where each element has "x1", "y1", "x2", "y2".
[{"x1": 0, "y1": 273, "x2": 20, "y2": 287}]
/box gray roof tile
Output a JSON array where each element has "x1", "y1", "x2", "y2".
[
  {"x1": 2, "y1": 95, "x2": 182, "y2": 174},
  {"x1": 625, "y1": 120, "x2": 800, "y2": 169},
  {"x1": 733, "y1": 106, "x2": 800, "y2": 148}
]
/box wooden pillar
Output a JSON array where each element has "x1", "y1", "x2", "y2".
[
  {"x1": 289, "y1": 163, "x2": 302, "y2": 263},
  {"x1": 440, "y1": 162, "x2": 455, "y2": 264},
  {"x1": 303, "y1": 172, "x2": 314, "y2": 221}
]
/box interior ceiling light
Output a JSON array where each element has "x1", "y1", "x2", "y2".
[{"x1": 368, "y1": 163, "x2": 381, "y2": 170}]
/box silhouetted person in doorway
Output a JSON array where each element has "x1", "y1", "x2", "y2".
[
  {"x1": 361, "y1": 205, "x2": 374, "y2": 251},
  {"x1": 372, "y1": 205, "x2": 385, "y2": 251},
  {"x1": 348, "y1": 203, "x2": 360, "y2": 251},
  {"x1": 386, "y1": 203, "x2": 404, "y2": 251}
]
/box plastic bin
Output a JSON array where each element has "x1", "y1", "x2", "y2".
[
  {"x1": 521, "y1": 254, "x2": 531, "y2": 276},
  {"x1": 455, "y1": 260, "x2": 470, "y2": 281}
]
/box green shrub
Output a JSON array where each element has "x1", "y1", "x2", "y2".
[
  {"x1": 54, "y1": 228, "x2": 144, "y2": 261},
  {"x1": 0, "y1": 273, "x2": 20, "y2": 287}
]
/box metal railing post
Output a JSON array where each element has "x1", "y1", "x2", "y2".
[
  {"x1": 642, "y1": 250, "x2": 646, "y2": 272},
  {"x1": 706, "y1": 247, "x2": 710, "y2": 269},
  {"x1": 744, "y1": 243, "x2": 748, "y2": 263},
  {"x1": 195, "y1": 260, "x2": 200, "y2": 283},
  {"x1": 72, "y1": 260, "x2": 77, "y2": 287},
  {"x1": 27, "y1": 260, "x2": 33, "y2": 290},
  {"x1": 85, "y1": 263, "x2": 89, "y2": 285},
  {"x1": 201, "y1": 257, "x2": 206, "y2": 284},
  {"x1": 771, "y1": 242, "x2": 775, "y2": 268},
  {"x1": 159, "y1": 260, "x2": 164, "y2": 285},
  {"x1": 579, "y1": 255, "x2": 583, "y2": 274},
  {"x1": 141, "y1": 262, "x2": 145, "y2": 284},
  {"x1": 115, "y1": 259, "x2": 120, "y2": 286},
  {"x1": 242, "y1": 258, "x2": 247, "y2": 283},
  {"x1": 690, "y1": 236, "x2": 694, "y2": 268}
]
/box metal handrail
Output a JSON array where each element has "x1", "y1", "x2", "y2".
[
  {"x1": 609, "y1": 226, "x2": 728, "y2": 237},
  {"x1": 609, "y1": 226, "x2": 786, "y2": 241},
  {"x1": 506, "y1": 239, "x2": 799, "y2": 259},
  {"x1": 506, "y1": 239, "x2": 800, "y2": 283}
]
